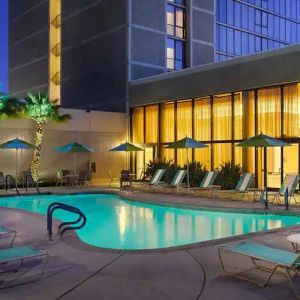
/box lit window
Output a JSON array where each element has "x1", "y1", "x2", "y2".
[
  {"x1": 167, "y1": 4, "x2": 185, "y2": 39},
  {"x1": 167, "y1": 38, "x2": 185, "y2": 70}
]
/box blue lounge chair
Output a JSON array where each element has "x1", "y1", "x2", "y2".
[
  {"x1": 0, "y1": 226, "x2": 16, "y2": 248},
  {"x1": 218, "y1": 241, "x2": 300, "y2": 298},
  {"x1": 0, "y1": 245, "x2": 48, "y2": 289}
]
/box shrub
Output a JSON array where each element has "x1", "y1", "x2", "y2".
[
  {"x1": 145, "y1": 158, "x2": 172, "y2": 178},
  {"x1": 184, "y1": 161, "x2": 206, "y2": 187},
  {"x1": 215, "y1": 162, "x2": 243, "y2": 190}
]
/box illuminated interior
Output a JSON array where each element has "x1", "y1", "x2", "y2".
[
  {"x1": 49, "y1": 0, "x2": 61, "y2": 103},
  {"x1": 131, "y1": 83, "x2": 300, "y2": 189}
]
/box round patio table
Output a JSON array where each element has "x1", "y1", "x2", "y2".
[{"x1": 287, "y1": 233, "x2": 300, "y2": 252}]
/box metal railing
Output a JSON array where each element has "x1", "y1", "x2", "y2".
[
  {"x1": 5, "y1": 175, "x2": 20, "y2": 197},
  {"x1": 47, "y1": 202, "x2": 86, "y2": 240}
]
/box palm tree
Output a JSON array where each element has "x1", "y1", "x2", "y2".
[
  {"x1": 23, "y1": 93, "x2": 71, "y2": 180},
  {"x1": 0, "y1": 91, "x2": 23, "y2": 119}
]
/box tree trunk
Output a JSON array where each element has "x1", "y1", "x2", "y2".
[{"x1": 31, "y1": 123, "x2": 45, "y2": 181}]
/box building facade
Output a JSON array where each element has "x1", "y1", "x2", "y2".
[
  {"x1": 8, "y1": 1, "x2": 300, "y2": 113},
  {"x1": 129, "y1": 45, "x2": 300, "y2": 189}
]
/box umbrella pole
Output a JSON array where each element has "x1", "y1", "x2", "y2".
[
  {"x1": 186, "y1": 148, "x2": 190, "y2": 188},
  {"x1": 74, "y1": 152, "x2": 77, "y2": 173},
  {"x1": 263, "y1": 147, "x2": 267, "y2": 190},
  {"x1": 15, "y1": 149, "x2": 18, "y2": 181}
]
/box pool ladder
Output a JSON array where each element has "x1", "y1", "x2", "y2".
[{"x1": 47, "y1": 202, "x2": 87, "y2": 240}]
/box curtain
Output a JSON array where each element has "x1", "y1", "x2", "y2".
[
  {"x1": 242, "y1": 91, "x2": 255, "y2": 138},
  {"x1": 145, "y1": 105, "x2": 158, "y2": 143},
  {"x1": 234, "y1": 93, "x2": 243, "y2": 140},
  {"x1": 177, "y1": 100, "x2": 192, "y2": 139},
  {"x1": 194, "y1": 97, "x2": 211, "y2": 141},
  {"x1": 284, "y1": 84, "x2": 300, "y2": 137},
  {"x1": 213, "y1": 95, "x2": 232, "y2": 140},
  {"x1": 213, "y1": 143, "x2": 232, "y2": 169},
  {"x1": 161, "y1": 102, "x2": 175, "y2": 143},
  {"x1": 257, "y1": 87, "x2": 281, "y2": 137},
  {"x1": 195, "y1": 146, "x2": 211, "y2": 170},
  {"x1": 160, "y1": 147, "x2": 175, "y2": 163},
  {"x1": 177, "y1": 149, "x2": 192, "y2": 167},
  {"x1": 132, "y1": 107, "x2": 144, "y2": 143}
]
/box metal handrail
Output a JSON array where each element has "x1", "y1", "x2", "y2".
[
  {"x1": 5, "y1": 175, "x2": 21, "y2": 197},
  {"x1": 24, "y1": 174, "x2": 40, "y2": 195},
  {"x1": 47, "y1": 202, "x2": 86, "y2": 240}
]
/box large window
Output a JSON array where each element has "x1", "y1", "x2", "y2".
[
  {"x1": 167, "y1": 38, "x2": 185, "y2": 70},
  {"x1": 131, "y1": 81, "x2": 300, "y2": 189},
  {"x1": 216, "y1": 0, "x2": 300, "y2": 61},
  {"x1": 166, "y1": 1, "x2": 186, "y2": 70}
]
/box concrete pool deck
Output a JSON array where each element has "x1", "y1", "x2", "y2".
[{"x1": 1, "y1": 188, "x2": 300, "y2": 299}]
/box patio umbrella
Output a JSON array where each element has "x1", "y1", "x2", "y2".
[
  {"x1": 0, "y1": 138, "x2": 35, "y2": 179},
  {"x1": 109, "y1": 142, "x2": 144, "y2": 170},
  {"x1": 236, "y1": 133, "x2": 290, "y2": 190},
  {"x1": 165, "y1": 137, "x2": 208, "y2": 187},
  {"x1": 56, "y1": 141, "x2": 94, "y2": 172}
]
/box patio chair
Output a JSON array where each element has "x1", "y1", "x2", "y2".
[
  {"x1": 108, "y1": 170, "x2": 120, "y2": 187},
  {"x1": 77, "y1": 170, "x2": 87, "y2": 187},
  {"x1": 55, "y1": 171, "x2": 67, "y2": 187},
  {"x1": 268, "y1": 174, "x2": 299, "y2": 204},
  {"x1": 120, "y1": 170, "x2": 132, "y2": 188},
  {"x1": 0, "y1": 172, "x2": 5, "y2": 190},
  {"x1": 0, "y1": 245, "x2": 49, "y2": 289},
  {"x1": 0, "y1": 226, "x2": 16, "y2": 248},
  {"x1": 190, "y1": 171, "x2": 219, "y2": 191},
  {"x1": 218, "y1": 241, "x2": 300, "y2": 298},
  {"x1": 22, "y1": 171, "x2": 39, "y2": 190}
]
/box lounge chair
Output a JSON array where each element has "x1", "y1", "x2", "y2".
[
  {"x1": 0, "y1": 245, "x2": 48, "y2": 289},
  {"x1": 218, "y1": 241, "x2": 300, "y2": 298},
  {"x1": 22, "y1": 171, "x2": 39, "y2": 190},
  {"x1": 218, "y1": 173, "x2": 255, "y2": 200},
  {"x1": 190, "y1": 171, "x2": 218, "y2": 191},
  {"x1": 268, "y1": 174, "x2": 299, "y2": 204},
  {"x1": 55, "y1": 171, "x2": 67, "y2": 187},
  {"x1": 148, "y1": 169, "x2": 166, "y2": 186},
  {"x1": 157, "y1": 169, "x2": 187, "y2": 190},
  {"x1": 108, "y1": 170, "x2": 120, "y2": 187},
  {"x1": 77, "y1": 170, "x2": 87, "y2": 187},
  {"x1": 0, "y1": 226, "x2": 16, "y2": 248}
]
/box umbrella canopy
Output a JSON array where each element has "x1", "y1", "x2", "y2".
[
  {"x1": 56, "y1": 141, "x2": 94, "y2": 153},
  {"x1": 164, "y1": 137, "x2": 208, "y2": 149},
  {"x1": 0, "y1": 138, "x2": 35, "y2": 150},
  {"x1": 0, "y1": 138, "x2": 35, "y2": 180},
  {"x1": 56, "y1": 141, "x2": 94, "y2": 173},
  {"x1": 236, "y1": 133, "x2": 289, "y2": 148},
  {"x1": 236, "y1": 133, "x2": 290, "y2": 191},
  {"x1": 110, "y1": 142, "x2": 144, "y2": 170},
  {"x1": 109, "y1": 142, "x2": 144, "y2": 152},
  {"x1": 165, "y1": 137, "x2": 208, "y2": 187}
]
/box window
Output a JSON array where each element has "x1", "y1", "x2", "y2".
[
  {"x1": 167, "y1": 38, "x2": 185, "y2": 70},
  {"x1": 168, "y1": 0, "x2": 185, "y2": 5},
  {"x1": 167, "y1": 4, "x2": 185, "y2": 39}
]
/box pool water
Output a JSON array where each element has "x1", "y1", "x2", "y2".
[{"x1": 0, "y1": 193, "x2": 299, "y2": 250}]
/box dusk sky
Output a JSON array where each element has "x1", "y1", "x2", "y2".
[{"x1": 0, "y1": 0, "x2": 8, "y2": 92}]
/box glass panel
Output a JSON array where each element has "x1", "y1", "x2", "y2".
[
  {"x1": 177, "y1": 100, "x2": 192, "y2": 139},
  {"x1": 213, "y1": 143, "x2": 232, "y2": 169},
  {"x1": 195, "y1": 146, "x2": 211, "y2": 170},
  {"x1": 145, "y1": 105, "x2": 158, "y2": 143},
  {"x1": 132, "y1": 107, "x2": 144, "y2": 143},
  {"x1": 284, "y1": 83, "x2": 300, "y2": 137},
  {"x1": 283, "y1": 144, "x2": 299, "y2": 190},
  {"x1": 213, "y1": 95, "x2": 232, "y2": 140},
  {"x1": 160, "y1": 147, "x2": 175, "y2": 163},
  {"x1": 257, "y1": 87, "x2": 281, "y2": 137},
  {"x1": 161, "y1": 102, "x2": 175, "y2": 143},
  {"x1": 177, "y1": 149, "x2": 192, "y2": 167},
  {"x1": 194, "y1": 97, "x2": 211, "y2": 141},
  {"x1": 234, "y1": 92, "x2": 243, "y2": 139}
]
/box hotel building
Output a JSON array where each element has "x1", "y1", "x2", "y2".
[{"x1": 9, "y1": 1, "x2": 300, "y2": 112}]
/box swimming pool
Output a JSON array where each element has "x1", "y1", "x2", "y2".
[{"x1": 0, "y1": 193, "x2": 299, "y2": 250}]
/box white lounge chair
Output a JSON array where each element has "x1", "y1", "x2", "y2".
[
  {"x1": 149, "y1": 169, "x2": 166, "y2": 185},
  {"x1": 190, "y1": 171, "x2": 219, "y2": 191},
  {"x1": 268, "y1": 174, "x2": 299, "y2": 204}
]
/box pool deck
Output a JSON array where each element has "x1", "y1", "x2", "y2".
[{"x1": 1, "y1": 186, "x2": 300, "y2": 299}]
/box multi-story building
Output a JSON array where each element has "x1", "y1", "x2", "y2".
[{"x1": 8, "y1": 0, "x2": 300, "y2": 113}]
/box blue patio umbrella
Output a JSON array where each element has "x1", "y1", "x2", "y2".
[
  {"x1": 165, "y1": 137, "x2": 208, "y2": 187},
  {"x1": 110, "y1": 142, "x2": 144, "y2": 169},
  {"x1": 0, "y1": 138, "x2": 35, "y2": 179},
  {"x1": 56, "y1": 141, "x2": 94, "y2": 172}
]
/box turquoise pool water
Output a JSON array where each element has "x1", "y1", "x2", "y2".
[{"x1": 0, "y1": 193, "x2": 299, "y2": 250}]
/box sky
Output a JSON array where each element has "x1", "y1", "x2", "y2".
[{"x1": 0, "y1": 0, "x2": 8, "y2": 92}]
